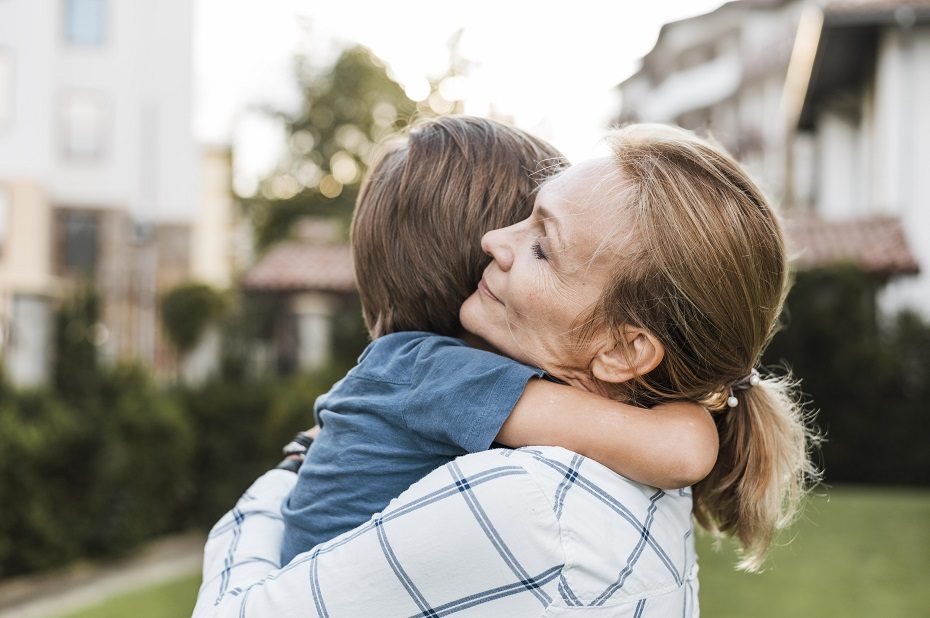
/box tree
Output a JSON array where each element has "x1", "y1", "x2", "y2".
[
  {"x1": 159, "y1": 283, "x2": 227, "y2": 357},
  {"x1": 52, "y1": 286, "x2": 103, "y2": 400},
  {"x1": 248, "y1": 46, "x2": 418, "y2": 250}
]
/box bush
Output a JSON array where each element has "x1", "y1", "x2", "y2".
[
  {"x1": 177, "y1": 368, "x2": 342, "y2": 527},
  {"x1": 0, "y1": 281, "x2": 350, "y2": 577},
  {"x1": 0, "y1": 388, "x2": 90, "y2": 574},
  {"x1": 0, "y1": 364, "x2": 192, "y2": 577},
  {"x1": 160, "y1": 283, "x2": 227, "y2": 357},
  {"x1": 764, "y1": 265, "x2": 930, "y2": 486}
]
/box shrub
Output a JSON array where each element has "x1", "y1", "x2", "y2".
[
  {"x1": 764, "y1": 265, "x2": 930, "y2": 486},
  {"x1": 176, "y1": 367, "x2": 342, "y2": 527},
  {"x1": 160, "y1": 283, "x2": 228, "y2": 357},
  {"x1": 0, "y1": 363, "x2": 192, "y2": 577}
]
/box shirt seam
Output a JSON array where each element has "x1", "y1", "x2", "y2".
[{"x1": 470, "y1": 367, "x2": 545, "y2": 451}]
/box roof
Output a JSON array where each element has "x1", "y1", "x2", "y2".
[
  {"x1": 823, "y1": 0, "x2": 930, "y2": 20},
  {"x1": 618, "y1": 0, "x2": 794, "y2": 91},
  {"x1": 783, "y1": 215, "x2": 920, "y2": 275},
  {"x1": 795, "y1": 0, "x2": 930, "y2": 129},
  {"x1": 241, "y1": 242, "x2": 356, "y2": 293}
]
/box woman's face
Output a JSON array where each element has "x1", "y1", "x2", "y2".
[{"x1": 460, "y1": 158, "x2": 629, "y2": 380}]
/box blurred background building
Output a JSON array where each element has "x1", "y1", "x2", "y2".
[
  {"x1": 0, "y1": 0, "x2": 244, "y2": 385},
  {"x1": 2, "y1": 0, "x2": 927, "y2": 389},
  {"x1": 617, "y1": 0, "x2": 928, "y2": 318}
]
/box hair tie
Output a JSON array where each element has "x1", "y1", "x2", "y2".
[{"x1": 727, "y1": 368, "x2": 761, "y2": 408}]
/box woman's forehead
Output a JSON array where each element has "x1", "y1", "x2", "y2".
[{"x1": 539, "y1": 157, "x2": 624, "y2": 218}]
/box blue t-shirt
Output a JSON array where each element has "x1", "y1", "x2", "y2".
[{"x1": 280, "y1": 332, "x2": 545, "y2": 563}]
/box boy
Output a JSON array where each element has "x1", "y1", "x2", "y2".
[{"x1": 280, "y1": 117, "x2": 716, "y2": 562}]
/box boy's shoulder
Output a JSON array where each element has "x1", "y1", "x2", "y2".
[{"x1": 350, "y1": 331, "x2": 522, "y2": 385}]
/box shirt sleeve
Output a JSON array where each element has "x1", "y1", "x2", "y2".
[
  {"x1": 402, "y1": 339, "x2": 545, "y2": 456},
  {"x1": 192, "y1": 451, "x2": 565, "y2": 617}
]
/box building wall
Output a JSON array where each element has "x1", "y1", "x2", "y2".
[
  {"x1": 878, "y1": 27, "x2": 930, "y2": 316},
  {"x1": 0, "y1": 0, "x2": 200, "y2": 383},
  {"x1": 814, "y1": 109, "x2": 860, "y2": 218},
  {"x1": 0, "y1": 0, "x2": 196, "y2": 221},
  {"x1": 192, "y1": 146, "x2": 248, "y2": 288},
  {"x1": 804, "y1": 24, "x2": 930, "y2": 317},
  {"x1": 618, "y1": 2, "x2": 930, "y2": 318},
  {"x1": 0, "y1": 182, "x2": 55, "y2": 384},
  {"x1": 0, "y1": 182, "x2": 54, "y2": 293},
  {"x1": 617, "y1": 1, "x2": 803, "y2": 204}
]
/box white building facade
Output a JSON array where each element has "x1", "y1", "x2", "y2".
[
  {"x1": 789, "y1": 2, "x2": 930, "y2": 315},
  {"x1": 0, "y1": 0, "x2": 199, "y2": 384},
  {"x1": 617, "y1": 0, "x2": 928, "y2": 318}
]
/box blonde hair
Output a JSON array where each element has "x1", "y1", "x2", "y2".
[
  {"x1": 591, "y1": 124, "x2": 819, "y2": 571},
  {"x1": 352, "y1": 116, "x2": 566, "y2": 338}
]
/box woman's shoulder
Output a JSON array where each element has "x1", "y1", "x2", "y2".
[{"x1": 465, "y1": 447, "x2": 697, "y2": 608}]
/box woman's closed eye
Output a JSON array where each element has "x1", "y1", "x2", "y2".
[{"x1": 531, "y1": 239, "x2": 549, "y2": 261}]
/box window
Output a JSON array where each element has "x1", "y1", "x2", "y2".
[
  {"x1": 0, "y1": 49, "x2": 12, "y2": 128},
  {"x1": 63, "y1": 0, "x2": 107, "y2": 46},
  {"x1": 60, "y1": 92, "x2": 107, "y2": 160},
  {"x1": 56, "y1": 209, "x2": 99, "y2": 276}
]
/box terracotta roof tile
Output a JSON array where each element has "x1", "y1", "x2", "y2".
[
  {"x1": 783, "y1": 215, "x2": 920, "y2": 275},
  {"x1": 241, "y1": 242, "x2": 356, "y2": 292}
]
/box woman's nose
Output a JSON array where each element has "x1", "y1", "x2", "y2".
[{"x1": 481, "y1": 226, "x2": 514, "y2": 272}]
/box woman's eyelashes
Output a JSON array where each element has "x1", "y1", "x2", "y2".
[{"x1": 531, "y1": 238, "x2": 549, "y2": 261}]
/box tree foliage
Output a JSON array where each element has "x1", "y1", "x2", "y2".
[
  {"x1": 159, "y1": 283, "x2": 227, "y2": 357},
  {"x1": 249, "y1": 46, "x2": 418, "y2": 250},
  {"x1": 52, "y1": 286, "x2": 102, "y2": 400}
]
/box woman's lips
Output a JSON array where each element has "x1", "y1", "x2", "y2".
[{"x1": 478, "y1": 279, "x2": 502, "y2": 304}]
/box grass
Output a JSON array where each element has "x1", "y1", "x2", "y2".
[
  {"x1": 54, "y1": 572, "x2": 201, "y2": 618},
  {"x1": 54, "y1": 487, "x2": 929, "y2": 618},
  {"x1": 697, "y1": 486, "x2": 930, "y2": 616}
]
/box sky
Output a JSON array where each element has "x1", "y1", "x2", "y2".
[{"x1": 193, "y1": 0, "x2": 726, "y2": 196}]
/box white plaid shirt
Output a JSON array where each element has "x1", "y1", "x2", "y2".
[{"x1": 193, "y1": 447, "x2": 699, "y2": 617}]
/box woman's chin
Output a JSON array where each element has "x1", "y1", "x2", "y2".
[{"x1": 459, "y1": 293, "x2": 484, "y2": 338}]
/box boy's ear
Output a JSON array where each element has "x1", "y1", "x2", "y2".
[{"x1": 590, "y1": 326, "x2": 665, "y2": 385}]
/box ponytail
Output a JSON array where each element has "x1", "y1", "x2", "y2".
[{"x1": 692, "y1": 373, "x2": 821, "y2": 571}]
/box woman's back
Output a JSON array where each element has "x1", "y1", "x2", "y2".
[
  {"x1": 196, "y1": 445, "x2": 697, "y2": 617},
  {"x1": 509, "y1": 446, "x2": 697, "y2": 615}
]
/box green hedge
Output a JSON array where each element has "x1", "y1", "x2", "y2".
[
  {"x1": 0, "y1": 367, "x2": 341, "y2": 578},
  {"x1": 175, "y1": 369, "x2": 343, "y2": 528},
  {"x1": 763, "y1": 265, "x2": 930, "y2": 486},
  {"x1": 0, "y1": 286, "x2": 353, "y2": 578},
  {"x1": 0, "y1": 364, "x2": 192, "y2": 576}
]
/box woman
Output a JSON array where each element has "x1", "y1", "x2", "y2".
[{"x1": 194, "y1": 124, "x2": 817, "y2": 616}]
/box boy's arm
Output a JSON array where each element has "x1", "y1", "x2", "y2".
[{"x1": 496, "y1": 379, "x2": 718, "y2": 489}]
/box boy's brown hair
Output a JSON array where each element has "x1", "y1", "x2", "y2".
[{"x1": 352, "y1": 116, "x2": 566, "y2": 338}]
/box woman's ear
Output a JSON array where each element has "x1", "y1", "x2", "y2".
[{"x1": 590, "y1": 326, "x2": 665, "y2": 385}]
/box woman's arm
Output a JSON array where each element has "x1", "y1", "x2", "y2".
[{"x1": 495, "y1": 379, "x2": 718, "y2": 489}]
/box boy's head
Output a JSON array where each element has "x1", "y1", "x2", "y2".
[{"x1": 352, "y1": 115, "x2": 567, "y2": 338}]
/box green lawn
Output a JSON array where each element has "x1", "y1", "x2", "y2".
[
  {"x1": 56, "y1": 487, "x2": 929, "y2": 618},
  {"x1": 55, "y1": 573, "x2": 201, "y2": 618},
  {"x1": 697, "y1": 486, "x2": 930, "y2": 616}
]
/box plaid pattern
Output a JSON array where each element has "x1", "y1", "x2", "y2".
[{"x1": 193, "y1": 447, "x2": 698, "y2": 617}]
